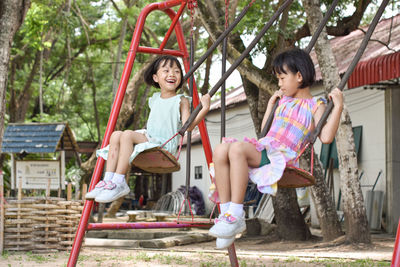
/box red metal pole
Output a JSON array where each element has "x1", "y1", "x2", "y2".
[
  {"x1": 159, "y1": 2, "x2": 187, "y2": 51},
  {"x1": 68, "y1": 1, "x2": 233, "y2": 266},
  {"x1": 137, "y1": 46, "x2": 185, "y2": 56},
  {"x1": 67, "y1": 2, "x2": 173, "y2": 267},
  {"x1": 392, "y1": 219, "x2": 400, "y2": 267}
]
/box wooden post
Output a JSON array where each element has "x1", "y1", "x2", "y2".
[
  {"x1": 46, "y1": 178, "x2": 51, "y2": 197},
  {"x1": 45, "y1": 179, "x2": 50, "y2": 246},
  {"x1": 74, "y1": 184, "x2": 79, "y2": 200},
  {"x1": 81, "y1": 184, "x2": 87, "y2": 201},
  {"x1": 0, "y1": 170, "x2": 5, "y2": 254},
  {"x1": 67, "y1": 183, "x2": 72, "y2": 201},
  {"x1": 11, "y1": 154, "x2": 16, "y2": 196},
  {"x1": 61, "y1": 151, "x2": 65, "y2": 191},
  {"x1": 18, "y1": 178, "x2": 22, "y2": 250}
]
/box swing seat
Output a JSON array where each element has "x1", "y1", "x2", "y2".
[
  {"x1": 278, "y1": 165, "x2": 315, "y2": 188},
  {"x1": 132, "y1": 147, "x2": 180, "y2": 173}
]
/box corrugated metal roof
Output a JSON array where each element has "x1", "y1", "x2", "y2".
[
  {"x1": 312, "y1": 14, "x2": 400, "y2": 83},
  {"x1": 2, "y1": 123, "x2": 79, "y2": 154},
  {"x1": 348, "y1": 51, "x2": 400, "y2": 88},
  {"x1": 209, "y1": 85, "x2": 246, "y2": 110}
]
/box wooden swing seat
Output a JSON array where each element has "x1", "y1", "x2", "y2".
[
  {"x1": 278, "y1": 165, "x2": 315, "y2": 188},
  {"x1": 132, "y1": 147, "x2": 180, "y2": 173}
]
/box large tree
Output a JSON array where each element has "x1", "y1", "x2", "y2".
[
  {"x1": 0, "y1": 0, "x2": 31, "y2": 153},
  {"x1": 303, "y1": 0, "x2": 371, "y2": 244}
]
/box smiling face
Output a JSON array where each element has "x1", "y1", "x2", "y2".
[
  {"x1": 276, "y1": 65, "x2": 303, "y2": 97},
  {"x1": 152, "y1": 60, "x2": 182, "y2": 93}
]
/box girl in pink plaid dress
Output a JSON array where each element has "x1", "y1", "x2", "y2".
[{"x1": 209, "y1": 48, "x2": 344, "y2": 249}]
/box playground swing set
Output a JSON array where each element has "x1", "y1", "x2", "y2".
[{"x1": 67, "y1": 0, "x2": 394, "y2": 266}]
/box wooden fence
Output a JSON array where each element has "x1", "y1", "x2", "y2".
[{"x1": 3, "y1": 197, "x2": 83, "y2": 253}]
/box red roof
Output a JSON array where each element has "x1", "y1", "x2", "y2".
[
  {"x1": 312, "y1": 14, "x2": 400, "y2": 86},
  {"x1": 348, "y1": 51, "x2": 400, "y2": 88},
  {"x1": 209, "y1": 85, "x2": 246, "y2": 111}
]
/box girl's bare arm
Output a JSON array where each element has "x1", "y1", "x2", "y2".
[
  {"x1": 261, "y1": 90, "x2": 283, "y2": 130},
  {"x1": 180, "y1": 94, "x2": 211, "y2": 132}
]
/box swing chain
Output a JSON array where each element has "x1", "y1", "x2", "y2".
[
  {"x1": 187, "y1": 0, "x2": 197, "y2": 10},
  {"x1": 188, "y1": 0, "x2": 197, "y2": 38},
  {"x1": 225, "y1": 0, "x2": 230, "y2": 28},
  {"x1": 249, "y1": 0, "x2": 257, "y2": 7}
]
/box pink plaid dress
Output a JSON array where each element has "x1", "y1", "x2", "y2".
[{"x1": 209, "y1": 95, "x2": 326, "y2": 201}]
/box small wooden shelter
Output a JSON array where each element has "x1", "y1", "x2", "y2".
[{"x1": 1, "y1": 122, "x2": 79, "y2": 193}]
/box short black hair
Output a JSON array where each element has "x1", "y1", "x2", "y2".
[
  {"x1": 144, "y1": 55, "x2": 184, "y2": 91},
  {"x1": 272, "y1": 48, "x2": 315, "y2": 89}
]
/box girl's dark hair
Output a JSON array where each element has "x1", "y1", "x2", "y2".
[
  {"x1": 144, "y1": 55, "x2": 184, "y2": 91},
  {"x1": 272, "y1": 48, "x2": 315, "y2": 89}
]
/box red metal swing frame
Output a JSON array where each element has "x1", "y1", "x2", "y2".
[{"x1": 67, "y1": 1, "x2": 233, "y2": 266}]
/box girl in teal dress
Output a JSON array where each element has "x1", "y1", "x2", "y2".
[{"x1": 86, "y1": 55, "x2": 210, "y2": 203}]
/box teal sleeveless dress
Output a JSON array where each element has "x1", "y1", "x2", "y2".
[{"x1": 97, "y1": 92, "x2": 185, "y2": 163}]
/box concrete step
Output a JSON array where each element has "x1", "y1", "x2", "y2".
[{"x1": 84, "y1": 230, "x2": 214, "y2": 249}]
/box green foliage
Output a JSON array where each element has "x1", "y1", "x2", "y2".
[
  {"x1": 66, "y1": 165, "x2": 83, "y2": 186},
  {"x1": 5, "y1": 0, "x2": 387, "y2": 156}
]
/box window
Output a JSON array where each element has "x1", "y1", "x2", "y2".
[{"x1": 194, "y1": 166, "x2": 202, "y2": 180}]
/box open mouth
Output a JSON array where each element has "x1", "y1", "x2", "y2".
[{"x1": 166, "y1": 79, "x2": 176, "y2": 84}]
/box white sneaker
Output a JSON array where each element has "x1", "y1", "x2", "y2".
[
  {"x1": 209, "y1": 213, "x2": 246, "y2": 238},
  {"x1": 216, "y1": 236, "x2": 236, "y2": 249},
  {"x1": 95, "y1": 181, "x2": 130, "y2": 203},
  {"x1": 85, "y1": 180, "x2": 108, "y2": 200}
]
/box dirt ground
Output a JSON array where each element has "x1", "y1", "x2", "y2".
[{"x1": 0, "y1": 229, "x2": 395, "y2": 267}]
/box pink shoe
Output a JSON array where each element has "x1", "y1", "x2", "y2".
[
  {"x1": 209, "y1": 213, "x2": 246, "y2": 238},
  {"x1": 85, "y1": 180, "x2": 109, "y2": 200}
]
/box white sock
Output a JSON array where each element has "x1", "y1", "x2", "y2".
[
  {"x1": 112, "y1": 173, "x2": 126, "y2": 184},
  {"x1": 228, "y1": 202, "x2": 244, "y2": 217},
  {"x1": 104, "y1": 172, "x2": 114, "y2": 182},
  {"x1": 220, "y1": 202, "x2": 231, "y2": 215}
]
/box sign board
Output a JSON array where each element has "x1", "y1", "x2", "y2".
[{"x1": 15, "y1": 161, "x2": 64, "y2": 190}]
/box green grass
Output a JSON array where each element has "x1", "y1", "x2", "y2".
[
  {"x1": 285, "y1": 256, "x2": 301, "y2": 263},
  {"x1": 135, "y1": 252, "x2": 152, "y2": 262},
  {"x1": 1, "y1": 251, "x2": 10, "y2": 259}
]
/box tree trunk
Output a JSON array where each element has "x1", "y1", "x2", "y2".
[
  {"x1": 300, "y1": 147, "x2": 344, "y2": 241},
  {"x1": 132, "y1": 85, "x2": 150, "y2": 130},
  {"x1": 200, "y1": 37, "x2": 213, "y2": 95},
  {"x1": 337, "y1": 112, "x2": 370, "y2": 243},
  {"x1": 106, "y1": 196, "x2": 125, "y2": 218},
  {"x1": 9, "y1": 26, "x2": 55, "y2": 122},
  {"x1": 273, "y1": 188, "x2": 312, "y2": 240},
  {"x1": 302, "y1": 0, "x2": 370, "y2": 244},
  {"x1": 116, "y1": 57, "x2": 155, "y2": 130},
  {"x1": 111, "y1": 0, "x2": 135, "y2": 98},
  {"x1": 0, "y1": 0, "x2": 31, "y2": 152}
]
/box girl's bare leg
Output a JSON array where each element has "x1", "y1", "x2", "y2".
[
  {"x1": 115, "y1": 130, "x2": 148, "y2": 174},
  {"x1": 213, "y1": 143, "x2": 232, "y2": 203},
  {"x1": 228, "y1": 142, "x2": 262, "y2": 204},
  {"x1": 106, "y1": 131, "x2": 123, "y2": 173}
]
